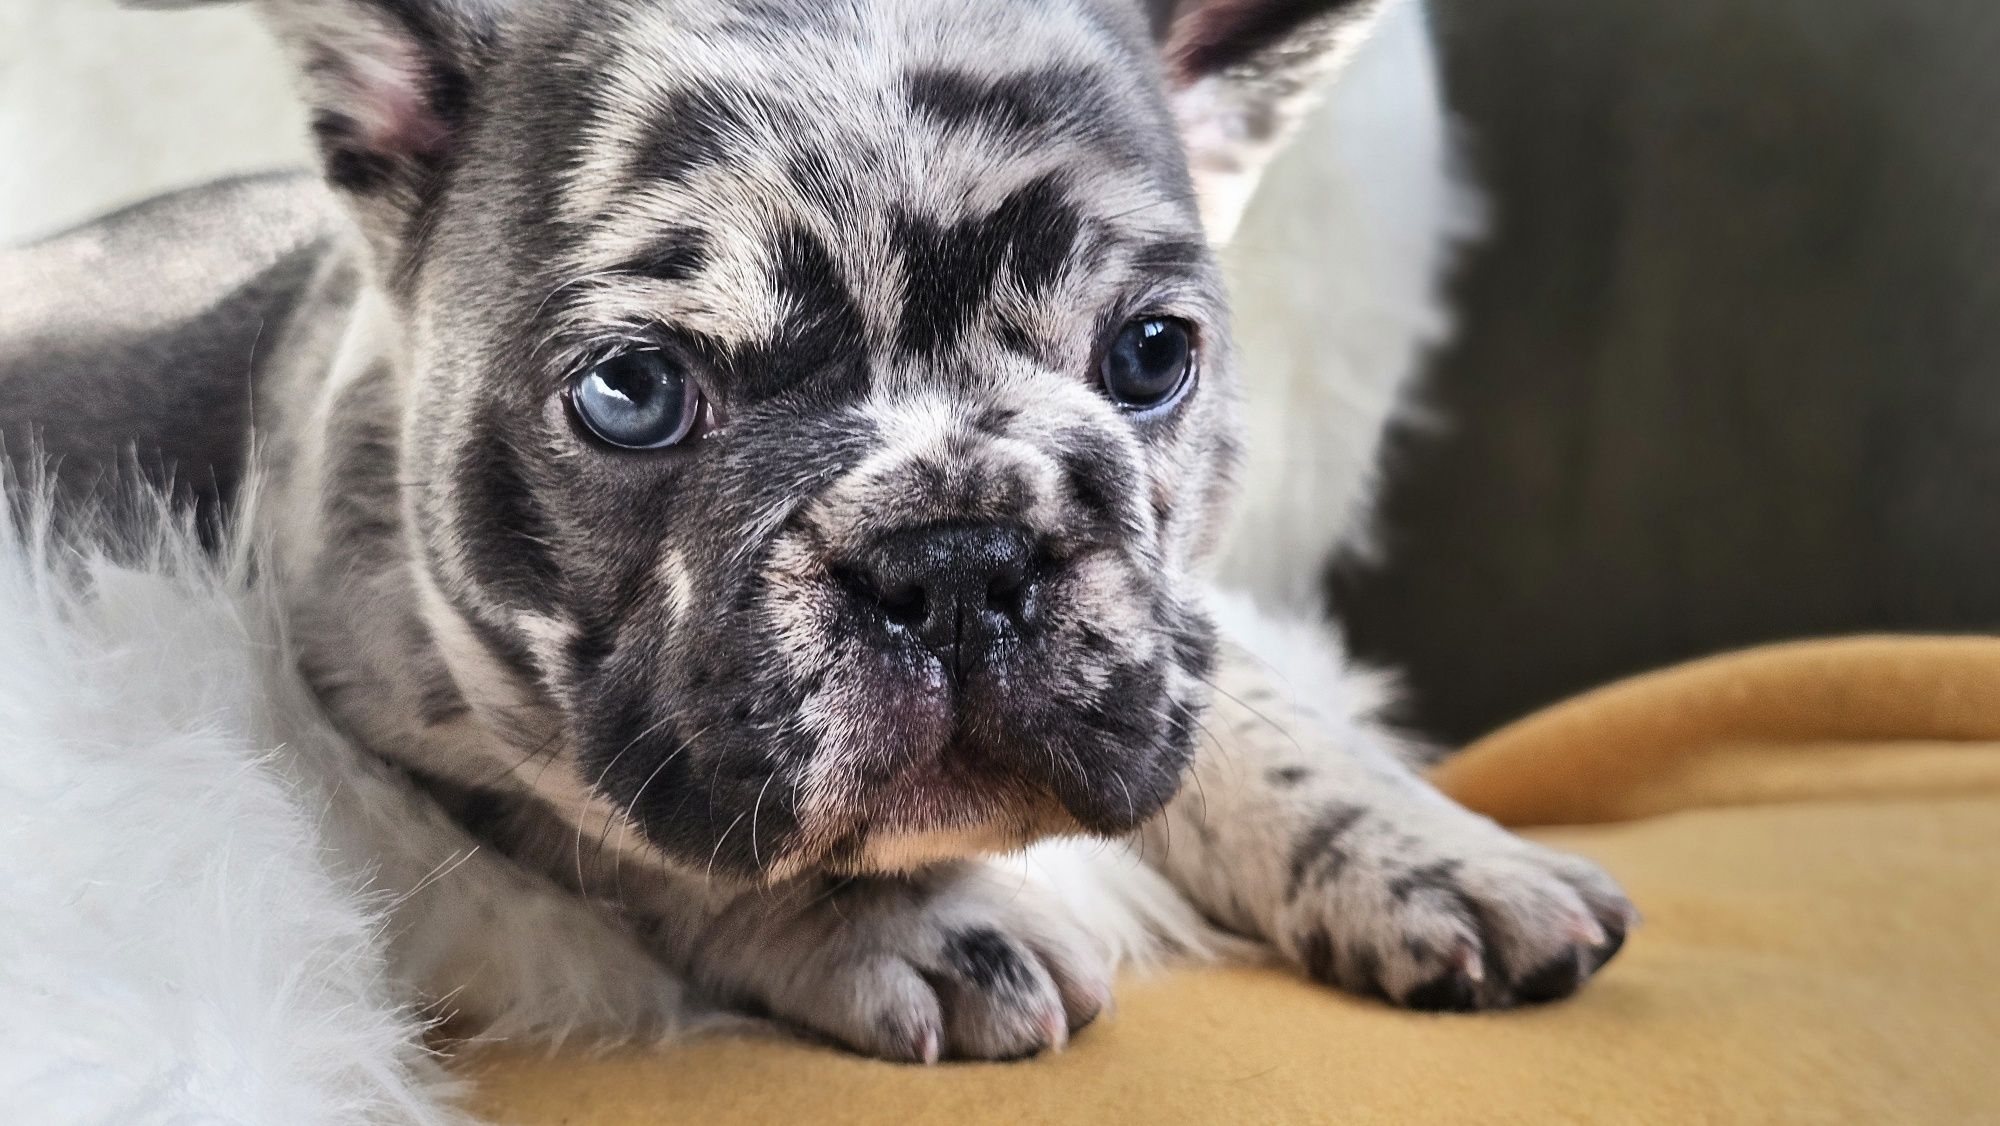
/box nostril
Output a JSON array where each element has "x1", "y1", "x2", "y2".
[
  {"x1": 984, "y1": 548, "x2": 1048, "y2": 624},
  {"x1": 832, "y1": 562, "x2": 931, "y2": 630},
  {"x1": 985, "y1": 573, "x2": 1023, "y2": 618},
  {"x1": 878, "y1": 582, "x2": 928, "y2": 629}
]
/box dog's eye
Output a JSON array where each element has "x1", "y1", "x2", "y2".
[
  {"x1": 1100, "y1": 317, "x2": 1195, "y2": 412},
  {"x1": 568, "y1": 351, "x2": 708, "y2": 450}
]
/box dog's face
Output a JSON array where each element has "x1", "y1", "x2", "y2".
[{"x1": 261, "y1": 0, "x2": 1396, "y2": 878}]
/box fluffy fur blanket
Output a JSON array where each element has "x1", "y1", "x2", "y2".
[{"x1": 0, "y1": 491, "x2": 462, "y2": 1123}]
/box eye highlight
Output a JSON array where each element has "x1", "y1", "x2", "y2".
[
  {"x1": 1100, "y1": 317, "x2": 1196, "y2": 413},
  {"x1": 567, "y1": 351, "x2": 711, "y2": 450}
]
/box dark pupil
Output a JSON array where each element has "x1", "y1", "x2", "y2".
[
  {"x1": 1105, "y1": 318, "x2": 1191, "y2": 407},
  {"x1": 577, "y1": 353, "x2": 689, "y2": 447}
]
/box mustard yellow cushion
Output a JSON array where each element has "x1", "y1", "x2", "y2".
[{"x1": 459, "y1": 637, "x2": 2000, "y2": 1124}]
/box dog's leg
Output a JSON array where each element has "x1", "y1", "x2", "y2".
[
  {"x1": 294, "y1": 739, "x2": 692, "y2": 1042},
  {"x1": 1140, "y1": 592, "x2": 1636, "y2": 1010},
  {"x1": 629, "y1": 856, "x2": 1156, "y2": 1063}
]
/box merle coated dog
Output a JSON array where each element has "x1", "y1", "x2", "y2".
[{"x1": 0, "y1": 0, "x2": 1631, "y2": 1062}]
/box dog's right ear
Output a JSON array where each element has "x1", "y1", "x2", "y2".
[
  {"x1": 1150, "y1": 0, "x2": 1408, "y2": 242},
  {"x1": 134, "y1": 0, "x2": 508, "y2": 268}
]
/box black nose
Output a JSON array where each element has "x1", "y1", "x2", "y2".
[{"x1": 840, "y1": 523, "x2": 1044, "y2": 676}]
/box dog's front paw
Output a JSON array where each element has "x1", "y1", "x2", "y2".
[
  {"x1": 691, "y1": 863, "x2": 1111, "y2": 1062},
  {"x1": 1279, "y1": 806, "x2": 1635, "y2": 1011}
]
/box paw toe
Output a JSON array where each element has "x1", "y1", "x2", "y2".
[
  {"x1": 932, "y1": 928, "x2": 1071, "y2": 1060},
  {"x1": 1402, "y1": 969, "x2": 1482, "y2": 1012},
  {"x1": 1589, "y1": 915, "x2": 1629, "y2": 972},
  {"x1": 1509, "y1": 952, "x2": 1590, "y2": 1005}
]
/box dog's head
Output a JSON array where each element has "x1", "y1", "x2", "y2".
[{"x1": 253, "y1": 0, "x2": 1399, "y2": 878}]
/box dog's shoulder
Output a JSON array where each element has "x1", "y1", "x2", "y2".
[
  {"x1": 1, "y1": 173, "x2": 347, "y2": 526},
  {"x1": 5, "y1": 171, "x2": 340, "y2": 303}
]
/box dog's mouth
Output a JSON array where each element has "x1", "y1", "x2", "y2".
[{"x1": 770, "y1": 646, "x2": 1194, "y2": 875}]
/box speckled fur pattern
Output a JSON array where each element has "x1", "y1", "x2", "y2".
[{"x1": 1, "y1": 0, "x2": 1632, "y2": 1068}]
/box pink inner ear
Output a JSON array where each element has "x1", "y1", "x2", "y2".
[
  {"x1": 341, "y1": 45, "x2": 452, "y2": 163},
  {"x1": 1165, "y1": 0, "x2": 1267, "y2": 82},
  {"x1": 1167, "y1": 0, "x2": 1365, "y2": 84}
]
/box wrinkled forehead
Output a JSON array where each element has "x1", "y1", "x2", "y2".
[
  {"x1": 563, "y1": 0, "x2": 1191, "y2": 222},
  {"x1": 469, "y1": 0, "x2": 1215, "y2": 391}
]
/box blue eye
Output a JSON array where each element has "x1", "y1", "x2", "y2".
[
  {"x1": 569, "y1": 351, "x2": 706, "y2": 449},
  {"x1": 1100, "y1": 317, "x2": 1195, "y2": 412}
]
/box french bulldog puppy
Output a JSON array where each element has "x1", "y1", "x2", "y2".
[{"x1": 0, "y1": 0, "x2": 1631, "y2": 1063}]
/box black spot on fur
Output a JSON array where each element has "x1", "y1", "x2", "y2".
[
  {"x1": 616, "y1": 227, "x2": 710, "y2": 281},
  {"x1": 1286, "y1": 803, "x2": 1366, "y2": 902},
  {"x1": 972, "y1": 404, "x2": 1019, "y2": 436},
  {"x1": 1129, "y1": 238, "x2": 1211, "y2": 277},
  {"x1": 732, "y1": 226, "x2": 870, "y2": 404},
  {"x1": 403, "y1": 765, "x2": 574, "y2": 866},
  {"x1": 637, "y1": 84, "x2": 749, "y2": 185},
  {"x1": 566, "y1": 612, "x2": 621, "y2": 681},
  {"x1": 576, "y1": 666, "x2": 809, "y2": 876},
  {"x1": 785, "y1": 147, "x2": 850, "y2": 218},
  {"x1": 1267, "y1": 765, "x2": 1312, "y2": 787},
  {"x1": 1060, "y1": 443, "x2": 1131, "y2": 533},
  {"x1": 1388, "y1": 860, "x2": 1463, "y2": 903},
  {"x1": 905, "y1": 66, "x2": 1109, "y2": 138},
  {"x1": 946, "y1": 928, "x2": 1035, "y2": 993},
  {"x1": 991, "y1": 313, "x2": 1045, "y2": 361},
  {"x1": 893, "y1": 214, "x2": 1005, "y2": 356},
  {"x1": 893, "y1": 176, "x2": 1082, "y2": 356},
  {"x1": 456, "y1": 414, "x2": 561, "y2": 612},
  {"x1": 1002, "y1": 178, "x2": 1085, "y2": 297}
]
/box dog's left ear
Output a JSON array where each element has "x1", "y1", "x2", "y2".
[
  {"x1": 1153, "y1": 0, "x2": 1407, "y2": 241},
  {"x1": 138, "y1": 0, "x2": 509, "y2": 270}
]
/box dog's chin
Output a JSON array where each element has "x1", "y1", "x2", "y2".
[
  {"x1": 825, "y1": 742, "x2": 1089, "y2": 874},
  {"x1": 784, "y1": 720, "x2": 1188, "y2": 879},
  {"x1": 775, "y1": 645, "x2": 1196, "y2": 873}
]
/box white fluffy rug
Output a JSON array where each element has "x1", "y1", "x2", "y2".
[
  {"x1": 0, "y1": 480, "x2": 729, "y2": 1122},
  {"x1": 0, "y1": 490, "x2": 463, "y2": 1124}
]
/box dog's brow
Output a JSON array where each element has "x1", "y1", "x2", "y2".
[
  {"x1": 903, "y1": 65, "x2": 1114, "y2": 140},
  {"x1": 610, "y1": 227, "x2": 712, "y2": 283},
  {"x1": 891, "y1": 175, "x2": 1084, "y2": 358},
  {"x1": 632, "y1": 83, "x2": 757, "y2": 189}
]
